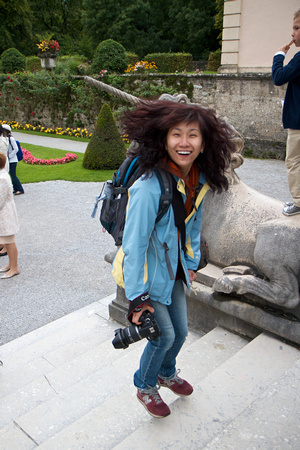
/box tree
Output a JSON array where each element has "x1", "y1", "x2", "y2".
[
  {"x1": 0, "y1": 0, "x2": 33, "y2": 55},
  {"x1": 168, "y1": 0, "x2": 219, "y2": 60},
  {"x1": 82, "y1": 103, "x2": 126, "y2": 170},
  {"x1": 82, "y1": 0, "x2": 218, "y2": 60},
  {"x1": 215, "y1": 0, "x2": 224, "y2": 42},
  {"x1": 28, "y1": 0, "x2": 84, "y2": 55}
]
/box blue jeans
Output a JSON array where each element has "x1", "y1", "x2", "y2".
[
  {"x1": 134, "y1": 280, "x2": 188, "y2": 390},
  {"x1": 9, "y1": 162, "x2": 24, "y2": 193}
]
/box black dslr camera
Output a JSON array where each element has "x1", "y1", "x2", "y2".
[{"x1": 112, "y1": 311, "x2": 161, "y2": 349}]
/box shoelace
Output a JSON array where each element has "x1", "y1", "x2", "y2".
[{"x1": 162, "y1": 369, "x2": 183, "y2": 385}]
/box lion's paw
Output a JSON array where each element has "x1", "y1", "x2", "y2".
[{"x1": 213, "y1": 276, "x2": 234, "y2": 294}]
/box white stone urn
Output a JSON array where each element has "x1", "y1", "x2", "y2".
[{"x1": 40, "y1": 55, "x2": 57, "y2": 70}]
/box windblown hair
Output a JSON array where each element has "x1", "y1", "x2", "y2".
[
  {"x1": 123, "y1": 100, "x2": 236, "y2": 193},
  {"x1": 0, "y1": 152, "x2": 7, "y2": 169}
]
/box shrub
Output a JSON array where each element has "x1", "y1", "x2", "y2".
[
  {"x1": 91, "y1": 39, "x2": 128, "y2": 74},
  {"x1": 82, "y1": 103, "x2": 126, "y2": 170},
  {"x1": 144, "y1": 53, "x2": 193, "y2": 73},
  {"x1": 1, "y1": 48, "x2": 26, "y2": 73},
  {"x1": 207, "y1": 49, "x2": 221, "y2": 72},
  {"x1": 126, "y1": 52, "x2": 139, "y2": 67},
  {"x1": 26, "y1": 56, "x2": 42, "y2": 73},
  {"x1": 54, "y1": 55, "x2": 87, "y2": 75}
]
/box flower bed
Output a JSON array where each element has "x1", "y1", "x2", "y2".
[{"x1": 22, "y1": 148, "x2": 78, "y2": 165}]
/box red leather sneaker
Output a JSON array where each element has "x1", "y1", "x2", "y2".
[
  {"x1": 158, "y1": 371, "x2": 193, "y2": 396},
  {"x1": 137, "y1": 388, "x2": 171, "y2": 418}
]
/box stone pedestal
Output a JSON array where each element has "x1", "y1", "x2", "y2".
[
  {"x1": 40, "y1": 56, "x2": 57, "y2": 70},
  {"x1": 108, "y1": 285, "x2": 130, "y2": 326}
]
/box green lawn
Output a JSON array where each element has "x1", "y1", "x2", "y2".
[{"x1": 17, "y1": 143, "x2": 115, "y2": 183}]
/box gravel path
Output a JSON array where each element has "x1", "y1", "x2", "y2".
[{"x1": 1, "y1": 181, "x2": 116, "y2": 345}]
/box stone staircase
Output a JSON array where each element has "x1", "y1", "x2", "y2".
[{"x1": 0, "y1": 294, "x2": 299, "y2": 449}]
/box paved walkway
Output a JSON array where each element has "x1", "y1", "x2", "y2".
[
  {"x1": 13, "y1": 131, "x2": 88, "y2": 154},
  {"x1": 0, "y1": 133, "x2": 291, "y2": 345}
]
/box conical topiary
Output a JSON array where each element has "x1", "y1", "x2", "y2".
[{"x1": 83, "y1": 103, "x2": 126, "y2": 170}]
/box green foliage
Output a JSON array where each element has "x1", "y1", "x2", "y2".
[
  {"x1": 82, "y1": 103, "x2": 126, "y2": 170},
  {"x1": 168, "y1": 0, "x2": 219, "y2": 60},
  {"x1": 126, "y1": 52, "x2": 139, "y2": 66},
  {"x1": 144, "y1": 53, "x2": 193, "y2": 73},
  {"x1": 207, "y1": 48, "x2": 221, "y2": 72},
  {"x1": 29, "y1": 0, "x2": 84, "y2": 56},
  {"x1": 82, "y1": 0, "x2": 219, "y2": 60},
  {"x1": 26, "y1": 56, "x2": 42, "y2": 73},
  {"x1": 91, "y1": 39, "x2": 128, "y2": 74},
  {"x1": 54, "y1": 55, "x2": 87, "y2": 75},
  {"x1": 0, "y1": 71, "x2": 196, "y2": 130},
  {"x1": 215, "y1": 0, "x2": 224, "y2": 42},
  {"x1": 0, "y1": 0, "x2": 33, "y2": 55},
  {"x1": 1, "y1": 48, "x2": 26, "y2": 73}
]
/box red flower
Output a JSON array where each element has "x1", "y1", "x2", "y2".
[{"x1": 16, "y1": 97, "x2": 19, "y2": 100}]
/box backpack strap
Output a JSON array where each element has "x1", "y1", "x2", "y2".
[
  {"x1": 169, "y1": 175, "x2": 187, "y2": 252},
  {"x1": 154, "y1": 169, "x2": 173, "y2": 223}
]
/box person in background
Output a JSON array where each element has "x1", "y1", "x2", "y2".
[
  {"x1": 0, "y1": 125, "x2": 9, "y2": 172},
  {"x1": 0, "y1": 152, "x2": 20, "y2": 279},
  {"x1": 112, "y1": 100, "x2": 235, "y2": 418},
  {"x1": 272, "y1": 8, "x2": 300, "y2": 216},
  {"x1": 2, "y1": 124, "x2": 24, "y2": 196}
]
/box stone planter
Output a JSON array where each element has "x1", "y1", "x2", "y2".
[{"x1": 40, "y1": 55, "x2": 57, "y2": 70}]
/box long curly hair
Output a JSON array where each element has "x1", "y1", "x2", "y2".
[{"x1": 123, "y1": 100, "x2": 236, "y2": 193}]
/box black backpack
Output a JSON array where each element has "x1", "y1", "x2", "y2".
[{"x1": 92, "y1": 156, "x2": 175, "y2": 247}]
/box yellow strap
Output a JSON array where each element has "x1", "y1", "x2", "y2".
[{"x1": 186, "y1": 181, "x2": 210, "y2": 222}]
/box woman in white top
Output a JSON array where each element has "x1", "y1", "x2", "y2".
[
  {"x1": 0, "y1": 152, "x2": 20, "y2": 278},
  {"x1": 0, "y1": 125, "x2": 9, "y2": 172},
  {"x1": 2, "y1": 124, "x2": 24, "y2": 195}
]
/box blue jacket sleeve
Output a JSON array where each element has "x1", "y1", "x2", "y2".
[
  {"x1": 272, "y1": 52, "x2": 300, "y2": 86},
  {"x1": 122, "y1": 175, "x2": 161, "y2": 301}
]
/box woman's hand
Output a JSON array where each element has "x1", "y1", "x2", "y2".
[
  {"x1": 132, "y1": 304, "x2": 155, "y2": 325},
  {"x1": 188, "y1": 269, "x2": 197, "y2": 283}
]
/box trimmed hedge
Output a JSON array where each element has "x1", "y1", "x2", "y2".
[
  {"x1": 82, "y1": 103, "x2": 126, "y2": 170},
  {"x1": 143, "y1": 52, "x2": 193, "y2": 73},
  {"x1": 207, "y1": 49, "x2": 221, "y2": 72},
  {"x1": 92, "y1": 39, "x2": 128, "y2": 74},
  {"x1": 1, "y1": 48, "x2": 26, "y2": 73}
]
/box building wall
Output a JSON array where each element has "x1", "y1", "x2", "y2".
[
  {"x1": 190, "y1": 73, "x2": 287, "y2": 158},
  {"x1": 220, "y1": 0, "x2": 299, "y2": 73}
]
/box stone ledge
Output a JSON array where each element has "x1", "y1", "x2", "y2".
[{"x1": 187, "y1": 282, "x2": 300, "y2": 346}]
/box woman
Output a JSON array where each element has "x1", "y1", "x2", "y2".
[
  {"x1": 0, "y1": 125, "x2": 9, "y2": 172},
  {"x1": 2, "y1": 124, "x2": 24, "y2": 195},
  {"x1": 112, "y1": 100, "x2": 235, "y2": 418},
  {"x1": 0, "y1": 152, "x2": 20, "y2": 278}
]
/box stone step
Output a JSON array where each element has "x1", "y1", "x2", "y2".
[
  {"x1": 203, "y1": 358, "x2": 300, "y2": 449},
  {"x1": 112, "y1": 333, "x2": 300, "y2": 449},
  {"x1": 1, "y1": 295, "x2": 299, "y2": 450},
  {"x1": 0, "y1": 294, "x2": 115, "y2": 361},
  {"x1": 0, "y1": 302, "x2": 201, "y2": 444},
  {"x1": 3, "y1": 328, "x2": 247, "y2": 448}
]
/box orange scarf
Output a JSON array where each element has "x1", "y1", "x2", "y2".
[{"x1": 160, "y1": 157, "x2": 200, "y2": 215}]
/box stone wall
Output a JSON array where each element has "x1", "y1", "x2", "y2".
[{"x1": 188, "y1": 73, "x2": 287, "y2": 158}]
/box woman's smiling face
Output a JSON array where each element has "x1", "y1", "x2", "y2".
[{"x1": 166, "y1": 121, "x2": 204, "y2": 177}]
